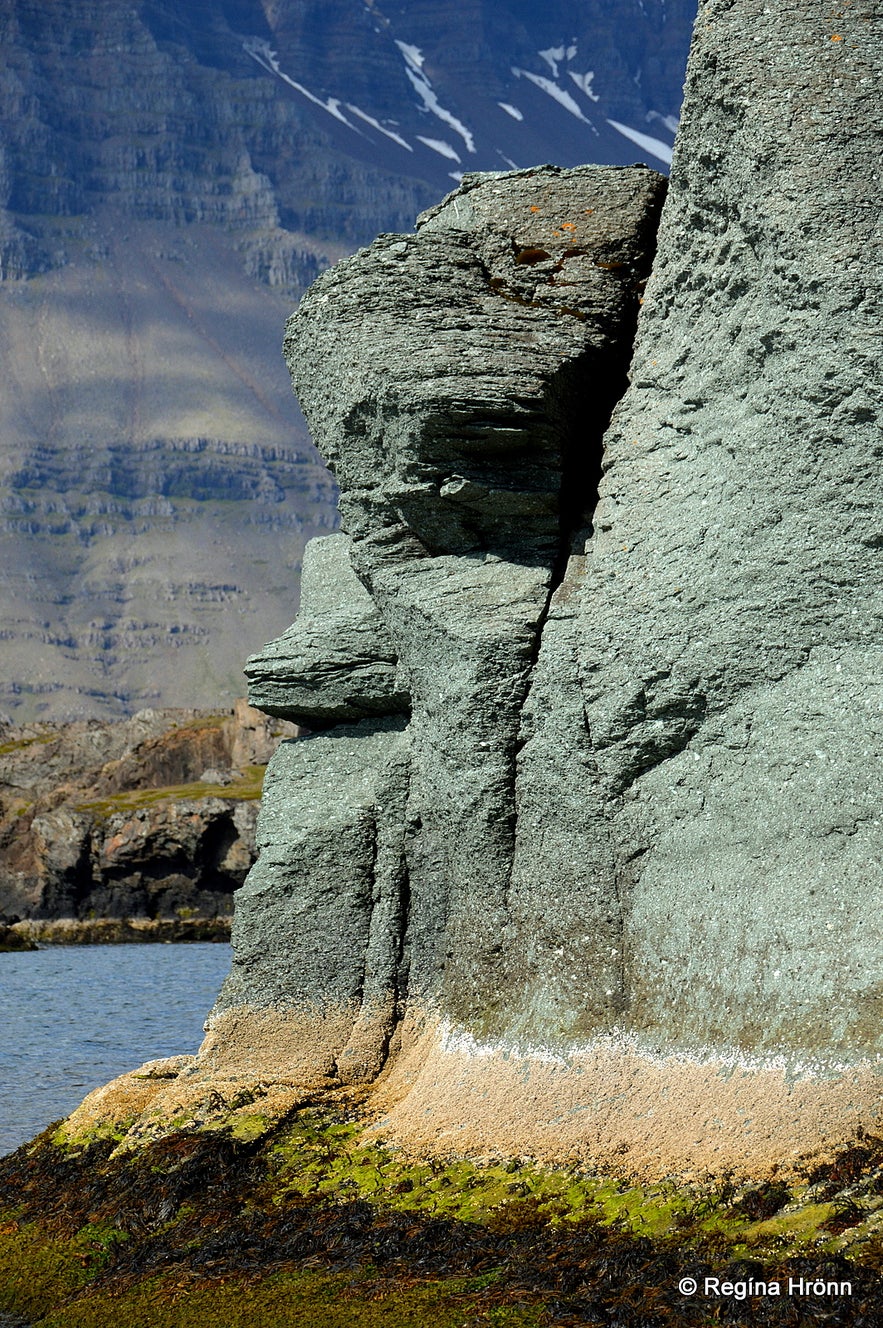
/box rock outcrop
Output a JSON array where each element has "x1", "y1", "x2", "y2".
[
  {"x1": 87, "y1": 1, "x2": 881, "y2": 1179},
  {"x1": 245, "y1": 533, "x2": 409, "y2": 726},
  {"x1": 0, "y1": 701, "x2": 298, "y2": 942},
  {"x1": 215, "y1": 160, "x2": 670, "y2": 1095}
]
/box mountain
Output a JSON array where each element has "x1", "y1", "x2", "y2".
[
  {"x1": 0, "y1": 0, "x2": 694, "y2": 721},
  {"x1": 233, "y1": 0, "x2": 692, "y2": 189}
]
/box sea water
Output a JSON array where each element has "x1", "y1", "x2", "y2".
[{"x1": 0, "y1": 942, "x2": 232, "y2": 1155}]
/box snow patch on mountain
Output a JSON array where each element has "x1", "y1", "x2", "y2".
[
  {"x1": 534, "y1": 40, "x2": 600, "y2": 106},
  {"x1": 396, "y1": 42, "x2": 425, "y2": 73},
  {"x1": 569, "y1": 69, "x2": 600, "y2": 103},
  {"x1": 346, "y1": 103, "x2": 413, "y2": 149},
  {"x1": 241, "y1": 16, "x2": 686, "y2": 193},
  {"x1": 243, "y1": 38, "x2": 359, "y2": 130},
  {"x1": 511, "y1": 67, "x2": 597, "y2": 131},
  {"x1": 648, "y1": 110, "x2": 680, "y2": 135},
  {"x1": 417, "y1": 136, "x2": 461, "y2": 162},
  {"x1": 538, "y1": 43, "x2": 577, "y2": 78},
  {"x1": 396, "y1": 40, "x2": 476, "y2": 153},
  {"x1": 606, "y1": 119, "x2": 673, "y2": 166}
]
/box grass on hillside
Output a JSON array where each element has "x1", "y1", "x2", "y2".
[{"x1": 73, "y1": 764, "x2": 266, "y2": 816}]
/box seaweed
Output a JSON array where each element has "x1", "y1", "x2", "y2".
[{"x1": 1, "y1": 1106, "x2": 882, "y2": 1327}]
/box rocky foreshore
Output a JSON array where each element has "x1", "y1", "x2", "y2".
[
  {"x1": 0, "y1": 700, "x2": 298, "y2": 943},
  {"x1": 0, "y1": 1092, "x2": 880, "y2": 1327},
  {"x1": 0, "y1": 917, "x2": 231, "y2": 949}
]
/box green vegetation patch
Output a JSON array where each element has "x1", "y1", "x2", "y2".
[
  {"x1": 0, "y1": 733, "x2": 57, "y2": 755},
  {"x1": 51, "y1": 1114, "x2": 142, "y2": 1150},
  {"x1": 1, "y1": 1109, "x2": 881, "y2": 1327},
  {"x1": 0, "y1": 1217, "x2": 89, "y2": 1320},
  {"x1": 8, "y1": 1259, "x2": 542, "y2": 1328},
  {"x1": 75, "y1": 764, "x2": 266, "y2": 817},
  {"x1": 268, "y1": 1107, "x2": 689, "y2": 1235},
  {"x1": 266, "y1": 1105, "x2": 883, "y2": 1261}
]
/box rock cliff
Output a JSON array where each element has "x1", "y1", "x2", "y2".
[
  {"x1": 0, "y1": 700, "x2": 298, "y2": 943},
  {"x1": 231, "y1": 162, "x2": 666, "y2": 1087},
  {"x1": 69, "y1": 0, "x2": 882, "y2": 1179}
]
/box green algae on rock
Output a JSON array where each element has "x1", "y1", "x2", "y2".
[{"x1": 2, "y1": 1101, "x2": 882, "y2": 1327}]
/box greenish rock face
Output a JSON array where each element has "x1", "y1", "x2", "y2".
[
  {"x1": 234, "y1": 161, "x2": 667, "y2": 1060},
  {"x1": 578, "y1": 0, "x2": 883, "y2": 1064},
  {"x1": 222, "y1": 1, "x2": 882, "y2": 1172},
  {"x1": 244, "y1": 533, "x2": 410, "y2": 725}
]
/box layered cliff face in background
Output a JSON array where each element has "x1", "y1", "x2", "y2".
[
  {"x1": 174, "y1": 0, "x2": 880, "y2": 1179},
  {"x1": 0, "y1": 236, "x2": 338, "y2": 722},
  {"x1": 0, "y1": 0, "x2": 694, "y2": 722},
  {"x1": 0, "y1": 700, "x2": 297, "y2": 946}
]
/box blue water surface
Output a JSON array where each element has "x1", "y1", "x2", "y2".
[{"x1": 0, "y1": 942, "x2": 231, "y2": 1155}]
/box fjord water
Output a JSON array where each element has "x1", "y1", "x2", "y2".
[{"x1": 0, "y1": 943, "x2": 231, "y2": 1155}]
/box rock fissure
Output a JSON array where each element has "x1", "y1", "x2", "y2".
[
  {"x1": 337, "y1": 747, "x2": 414, "y2": 1085},
  {"x1": 498, "y1": 335, "x2": 635, "y2": 917}
]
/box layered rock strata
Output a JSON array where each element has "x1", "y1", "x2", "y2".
[{"x1": 114, "y1": 2, "x2": 881, "y2": 1176}]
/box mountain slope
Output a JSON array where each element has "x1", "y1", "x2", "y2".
[
  {"x1": 0, "y1": 0, "x2": 694, "y2": 720},
  {"x1": 0, "y1": 219, "x2": 337, "y2": 717}
]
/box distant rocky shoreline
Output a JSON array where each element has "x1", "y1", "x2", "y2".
[
  {"x1": 0, "y1": 701, "x2": 298, "y2": 945},
  {"x1": 0, "y1": 917, "x2": 230, "y2": 951}
]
